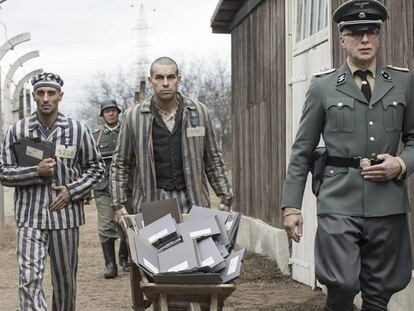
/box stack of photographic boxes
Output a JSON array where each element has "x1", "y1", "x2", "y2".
[{"x1": 126, "y1": 205, "x2": 244, "y2": 284}]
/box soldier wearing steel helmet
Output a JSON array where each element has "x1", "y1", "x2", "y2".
[
  {"x1": 282, "y1": 1, "x2": 414, "y2": 310},
  {"x1": 93, "y1": 99, "x2": 132, "y2": 279}
]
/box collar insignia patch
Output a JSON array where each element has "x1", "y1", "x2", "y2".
[
  {"x1": 336, "y1": 73, "x2": 347, "y2": 85},
  {"x1": 381, "y1": 70, "x2": 392, "y2": 81}
]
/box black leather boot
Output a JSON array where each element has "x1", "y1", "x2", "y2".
[
  {"x1": 118, "y1": 238, "x2": 129, "y2": 272},
  {"x1": 101, "y1": 240, "x2": 118, "y2": 279}
]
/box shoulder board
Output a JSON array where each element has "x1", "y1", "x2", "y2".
[
  {"x1": 92, "y1": 129, "x2": 101, "y2": 134},
  {"x1": 386, "y1": 65, "x2": 409, "y2": 72},
  {"x1": 314, "y1": 68, "x2": 337, "y2": 77}
]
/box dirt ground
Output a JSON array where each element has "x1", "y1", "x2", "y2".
[{"x1": 0, "y1": 203, "x2": 326, "y2": 311}]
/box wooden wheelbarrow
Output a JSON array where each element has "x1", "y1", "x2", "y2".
[{"x1": 129, "y1": 263, "x2": 235, "y2": 311}]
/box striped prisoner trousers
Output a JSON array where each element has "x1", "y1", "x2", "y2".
[
  {"x1": 17, "y1": 227, "x2": 79, "y2": 311},
  {"x1": 156, "y1": 188, "x2": 192, "y2": 213}
]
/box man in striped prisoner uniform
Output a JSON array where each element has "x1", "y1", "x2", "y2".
[
  {"x1": 111, "y1": 57, "x2": 233, "y2": 221},
  {"x1": 0, "y1": 72, "x2": 104, "y2": 311}
]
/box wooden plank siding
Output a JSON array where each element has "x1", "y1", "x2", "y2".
[
  {"x1": 331, "y1": 0, "x2": 414, "y2": 266},
  {"x1": 231, "y1": 0, "x2": 286, "y2": 227},
  {"x1": 211, "y1": 0, "x2": 244, "y2": 33}
]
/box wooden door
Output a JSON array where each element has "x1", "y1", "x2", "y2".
[{"x1": 286, "y1": 0, "x2": 331, "y2": 289}]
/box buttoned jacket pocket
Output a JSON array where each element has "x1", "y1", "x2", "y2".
[
  {"x1": 323, "y1": 166, "x2": 349, "y2": 178},
  {"x1": 326, "y1": 98, "x2": 355, "y2": 133},
  {"x1": 98, "y1": 142, "x2": 109, "y2": 151},
  {"x1": 382, "y1": 95, "x2": 406, "y2": 132}
]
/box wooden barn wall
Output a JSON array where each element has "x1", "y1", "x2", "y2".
[
  {"x1": 331, "y1": 0, "x2": 414, "y2": 264},
  {"x1": 231, "y1": 0, "x2": 286, "y2": 227}
]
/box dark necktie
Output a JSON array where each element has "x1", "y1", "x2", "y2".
[{"x1": 354, "y1": 70, "x2": 372, "y2": 102}]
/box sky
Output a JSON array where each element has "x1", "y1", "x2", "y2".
[{"x1": 0, "y1": 0, "x2": 231, "y2": 116}]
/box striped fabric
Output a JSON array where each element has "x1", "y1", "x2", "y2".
[
  {"x1": 111, "y1": 93, "x2": 233, "y2": 211},
  {"x1": 17, "y1": 227, "x2": 79, "y2": 311},
  {"x1": 157, "y1": 188, "x2": 191, "y2": 214},
  {"x1": 0, "y1": 112, "x2": 105, "y2": 229}
]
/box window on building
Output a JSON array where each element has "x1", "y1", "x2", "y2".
[{"x1": 296, "y1": 0, "x2": 328, "y2": 42}]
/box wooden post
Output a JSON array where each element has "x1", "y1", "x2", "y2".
[
  {"x1": 139, "y1": 80, "x2": 146, "y2": 102},
  {"x1": 158, "y1": 293, "x2": 168, "y2": 311},
  {"x1": 210, "y1": 293, "x2": 218, "y2": 311},
  {"x1": 130, "y1": 263, "x2": 146, "y2": 311},
  {"x1": 134, "y1": 80, "x2": 147, "y2": 104},
  {"x1": 189, "y1": 303, "x2": 201, "y2": 311}
]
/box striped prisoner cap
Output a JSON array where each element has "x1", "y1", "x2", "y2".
[{"x1": 31, "y1": 72, "x2": 64, "y2": 91}]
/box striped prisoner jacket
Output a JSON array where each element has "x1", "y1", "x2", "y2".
[
  {"x1": 110, "y1": 93, "x2": 233, "y2": 211},
  {"x1": 0, "y1": 112, "x2": 105, "y2": 229}
]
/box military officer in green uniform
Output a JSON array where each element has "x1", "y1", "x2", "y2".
[
  {"x1": 93, "y1": 99, "x2": 132, "y2": 279},
  {"x1": 282, "y1": 1, "x2": 414, "y2": 310}
]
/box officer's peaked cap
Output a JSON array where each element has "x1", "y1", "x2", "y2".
[{"x1": 333, "y1": 0, "x2": 388, "y2": 31}]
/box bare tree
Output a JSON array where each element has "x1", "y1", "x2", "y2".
[
  {"x1": 75, "y1": 66, "x2": 137, "y2": 129},
  {"x1": 201, "y1": 59, "x2": 232, "y2": 156},
  {"x1": 78, "y1": 58, "x2": 232, "y2": 165},
  {"x1": 88, "y1": 66, "x2": 137, "y2": 109},
  {"x1": 179, "y1": 58, "x2": 232, "y2": 164}
]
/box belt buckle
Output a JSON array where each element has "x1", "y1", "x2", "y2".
[{"x1": 359, "y1": 157, "x2": 371, "y2": 169}]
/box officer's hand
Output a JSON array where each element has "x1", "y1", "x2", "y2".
[
  {"x1": 283, "y1": 213, "x2": 303, "y2": 243},
  {"x1": 50, "y1": 185, "x2": 71, "y2": 211},
  {"x1": 218, "y1": 203, "x2": 231, "y2": 212},
  {"x1": 37, "y1": 158, "x2": 56, "y2": 177},
  {"x1": 114, "y1": 207, "x2": 129, "y2": 225},
  {"x1": 361, "y1": 154, "x2": 402, "y2": 181}
]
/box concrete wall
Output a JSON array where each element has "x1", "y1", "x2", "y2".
[
  {"x1": 236, "y1": 213, "x2": 414, "y2": 310},
  {"x1": 236, "y1": 215, "x2": 290, "y2": 275}
]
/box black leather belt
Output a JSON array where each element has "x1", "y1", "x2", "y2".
[{"x1": 327, "y1": 156, "x2": 383, "y2": 169}]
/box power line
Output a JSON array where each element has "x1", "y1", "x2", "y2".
[
  {"x1": 136, "y1": 4, "x2": 150, "y2": 82},
  {"x1": 33, "y1": 38, "x2": 134, "y2": 47}
]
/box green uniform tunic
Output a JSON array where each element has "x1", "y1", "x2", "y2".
[
  {"x1": 93, "y1": 124, "x2": 133, "y2": 243},
  {"x1": 282, "y1": 64, "x2": 414, "y2": 217}
]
